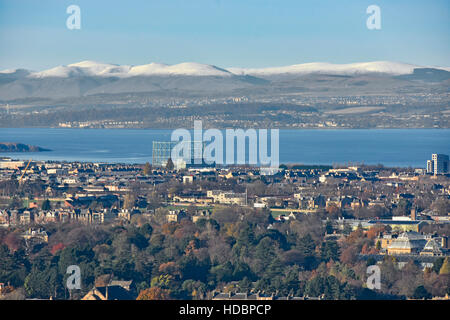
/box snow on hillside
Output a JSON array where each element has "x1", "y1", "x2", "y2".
[
  {"x1": 30, "y1": 65, "x2": 83, "y2": 78},
  {"x1": 17, "y1": 60, "x2": 450, "y2": 79},
  {"x1": 228, "y1": 61, "x2": 422, "y2": 76},
  {"x1": 30, "y1": 61, "x2": 130, "y2": 78},
  {"x1": 0, "y1": 68, "x2": 31, "y2": 78},
  {"x1": 128, "y1": 62, "x2": 232, "y2": 76},
  {"x1": 29, "y1": 61, "x2": 232, "y2": 78},
  {"x1": 0, "y1": 69, "x2": 23, "y2": 74},
  {"x1": 68, "y1": 61, "x2": 131, "y2": 76}
]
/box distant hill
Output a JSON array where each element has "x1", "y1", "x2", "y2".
[
  {"x1": 0, "y1": 60, "x2": 449, "y2": 100},
  {"x1": 0, "y1": 142, "x2": 50, "y2": 152},
  {"x1": 396, "y1": 68, "x2": 450, "y2": 82}
]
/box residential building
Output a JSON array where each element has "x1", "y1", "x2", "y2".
[
  {"x1": 420, "y1": 238, "x2": 447, "y2": 256},
  {"x1": 166, "y1": 210, "x2": 187, "y2": 223},
  {"x1": 387, "y1": 232, "x2": 428, "y2": 255},
  {"x1": 207, "y1": 190, "x2": 247, "y2": 206},
  {"x1": 427, "y1": 154, "x2": 449, "y2": 175},
  {"x1": 82, "y1": 285, "x2": 133, "y2": 300},
  {"x1": 368, "y1": 219, "x2": 426, "y2": 232}
]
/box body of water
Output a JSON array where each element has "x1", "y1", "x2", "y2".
[{"x1": 0, "y1": 128, "x2": 449, "y2": 168}]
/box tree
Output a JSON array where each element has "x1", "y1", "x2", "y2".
[
  {"x1": 41, "y1": 199, "x2": 51, "y2": 211},
  {"x1": 8, "y1": 196, "x2": 23, "y2": 209},
  {"x1": 128, "y1": 231, "x2": 148, "y2": 250},
  {"x1": 394, "y1": 198, "x2": 411, "y2": 216},
  {"x1": 291, "y1": 215, "x2": 324, "y2": 241},
  {"x1": 304, "y1": 273, "x2": 347, "y2": 300},
  {"x1": 0, "y1": 178, "x2": 18, "y2": 196},
  {"x1": 50, "y1": 243, "x2": 66, "y2": 255},
  {"x1": 150, "y1": 274, "x2": 173, "y2": 289},
  {"x1": 24, "y1": 262, "x2": 61, "y2": 299},
  {"x1": 305, "y1": 276, "x2": 324, "y2": 298},
  {"x1": 123, "y1": 193, "x2": 136, "y2": 210},
  {"x1": 439, "y1": 257, "x2": 450, "y2": 275},
  {"x1": 375, "y1": 240, "x2": 381, "y2": 251},
  {"x1": 340, "y1": 245, "x2": 358, "y2": 265},
  {"x1": 95, "y1": 274, "x2": 113, "y2": 287},
  {"x1": 179, "y1": 255, "x2": 210, "y2": 282},
  {"x1": 325, "y1": 221, "x2": 333, "y2": 235},
  {"x1": 412, "y1": 285, "x2": 432, "y2": 300},
  {"x1": 137, "y1": 287, "x2": 171, "y2": 300},
  {"x1": 321, "y1": 241, "x2": 340, "y2": 262},
  {"x1": 432, "y1": 257, "x2": 444, "y2": 274},
  {"x1": 326, "y1": 205, "x2": 340, "y2": 218},
  {"x1": 0, "y1": 245, "x2": 29, "y2": 287},
  {"x1": 324, "y1": 275, "x2": 341, "y2": 300},
  {"x1": 236, "y1": 222, "x2": 256, "y2": 246},
  {"x1": 238, "y1": 277, "x2": 252, "y2": 293},
  {"x1": 182, "y1": 280, "x2": 207, "y2": 299},
  {"x1": 166, "y1": 158, "x2": 174, "y2": 171},
  {"x1": 342, "y1": 222, "x2": 352, "y2": 235},
  {"x1": 58, "y1": 245, "x2": 97, "y2": 291},
  {"x1": 143, "y1": 162, "x2": 152, "y2": 175},
  {"x1": 210, "y1": 262, "x2": 233, "y2": 283},
  {"x1": 394, "y1": 260, "x2": 422, "y2": 297},
  {"x1": 298, "y1": 234, "x2": 315, "y2": 256},
  {"x1": 366, "y1": 224, "x2": 385, "y2": 239},
  {"x1": 297, "y1": 234, "x2": 317, "y2": 270},
  {"x1": 254, "y1": 237, "x2": 277, "y2": 274},
  {"x1": 423, "y1": 272, "x2": 448, "y2": 297},
  {"x1": 431, "y1": 198, "x2": 450, "y2": 216},
  {"x1": 3, "y1": 232, "x2": 22, "y2": 252},
  {"x1": 380, "y1": 256, "x2": 400, "y2": 293}
]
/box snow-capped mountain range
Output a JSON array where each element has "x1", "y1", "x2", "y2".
[
  {"x1": 0, "y1": 60, "x2": 448, "y2": 101},
  {"x1": 228, "y1": 61, "x2": 450, "y2": 76},
  {"x1": 2, "y1": 60, "x2": 449, "y2": 78}
]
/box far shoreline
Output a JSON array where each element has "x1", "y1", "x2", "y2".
[{"x1": 0, "y1": 126, "x2": 449, "y2": 130}]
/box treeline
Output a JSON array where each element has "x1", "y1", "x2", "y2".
[
  {"x1": 1, "y1": 207, "x2": 448, "y2": 300},
  {"x1": 0, "y1": 102, "x2": 318, "y2": 128}
]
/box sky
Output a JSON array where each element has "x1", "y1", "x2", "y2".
[{"x1": 0, "y1": 0, "x2": 449, "y2": 70}]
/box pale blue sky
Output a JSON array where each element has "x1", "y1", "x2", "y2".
[{"x1": 0, "y1": 0, "x2": 449, "y2": 70}]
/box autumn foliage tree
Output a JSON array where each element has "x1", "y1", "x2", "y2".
[
  {"x1": 340, "y1": 245, "x2": 358, "y2": 265},
  {"x1": 50, "y1": 243, "x2": 66, "y2": 255},
  {"x1": 366, "y1": 225, "x2": 386, "y2": 240},
  {"x1": 143, "y1": 162, "x2": 152, "y2": 175},
  {"x1": 3, "y1": 232, "x2": 22, "y2": 252},
  {"x1": 137, "y1": 287, "x2": 171, "y2": 300},
  {"x1": 439, "y1": 258, "x2": 450, "y2": 275}
]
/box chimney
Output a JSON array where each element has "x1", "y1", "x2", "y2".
[
  {"x1": 410, "y1": 207, "x2": 416, "y2": 221},
  {"x1": 442, "y1": 236, "x2": 448, "y2": 249}
]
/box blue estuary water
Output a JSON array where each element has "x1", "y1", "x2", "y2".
[{"x1": 0, "y1": 128, "x2": 449, "y2": 168}]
